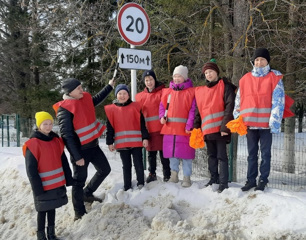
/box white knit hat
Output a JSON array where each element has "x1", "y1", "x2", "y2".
[{"x1": 173, "y1": 65, "x2": 188, "y2": 80}]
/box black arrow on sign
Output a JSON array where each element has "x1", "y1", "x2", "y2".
[
  {"x1": 146, "y1": 56, "x2": 150, "y2": 65},
  {"x1": 120, "y1": 54, "x2": 125, "y2": 64}
]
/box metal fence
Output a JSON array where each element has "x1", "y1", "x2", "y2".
[
  {"x1": 1, "y1": 114, "x2": 306, "y2": 191},
  {"x1": 154, "y1": 117, "x2": 306, "y2": 192}
]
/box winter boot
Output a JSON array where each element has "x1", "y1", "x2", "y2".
[
  {"x1": 146, "y1": 173, "x2": 157, "y2": 183},
  {"x1": 37, "y1": 230, "x2": 47, "y2": 240},
  {"x1": 181, "y1": 176, "x2": 191, "y2": 188},
  {"x1": 217, "y1": 183, "x2": 229, "y2": 193},
  {"x1": 241, "y1": 181, "x2": 257, "y2": 191},
  {"x1": 254, "y1": 180, "x2": 267, "y2": 191},
  {"x1": 205, "y1": 178, "x2": 219, "y2": 187},
  {"x1": 163, "y1": 175, "x2": 170, "y2": 182},
  {"x1": 46, "y1": 226, "x2": 59, "y2": 240},
  {"x1": 83, "y1": 193, "x2": 102, "y2": 203},
  {"x1": 169, "y1": 171, "x2": 179, "y2": 183},
  {"x1": 74, "y1": 211, "x2": 86, "y2": 221}
]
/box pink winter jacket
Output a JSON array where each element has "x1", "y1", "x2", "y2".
[{"x1": 159, "y1": 79, "x2": 196, "y2": 159}]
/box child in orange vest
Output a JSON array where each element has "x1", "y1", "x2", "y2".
[
  {"x1": 234, "y1": 48, "x2": 286, "y2": 192},
  {"x1": 136, "y1": 70, "x2": 171, "y2": 183},
  {"x1": 105, "y1": 84, "x2": 149, "y2": 191},
  {"x1": 194, "y1": 59, "x2": 236, "y2": 193},
  {"x1": 159, "y1": 65, "x2": 196, "y2": 187},
  {"x1": 23, "y1": 111, "x2": 73, "y2": 240}
]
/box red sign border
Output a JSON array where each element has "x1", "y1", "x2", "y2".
[{"x1": 117, "y1": 3, "x2": 151, "y2": 46}]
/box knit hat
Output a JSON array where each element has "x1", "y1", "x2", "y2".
[
  {"x1": 202, "y1": 58, "x2": 220, "y2": 75},
  {"x1": 35, "y1": 111, "x2": 54, "y2": 128},
  {"x1": 115, "y1": 84, "x2": 129, "y2": 96},
  {"x1": 142, "y1": 70, "x2": 157, "y2": 82},
  {"x1": 173, "y1": 65, "x2": 188, "y2": 80},
  {"x1": 62, "y1": 78, "x2": 81, "y2": 94},
  {"x1": 252, "y1": 48, "x2": 270, "y2": 63}
]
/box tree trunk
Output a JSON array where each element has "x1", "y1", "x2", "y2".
[
  {"x1": 208, "y1": 3, "x2": 215, "y2": 59},
  {"x1": 282, "y1": 2, "x2": 298, "y2": 173},
  {"x1": 213, "y1": 0, "x2": 250, "y2": 181},
  {"x1": 222, "y1": 0, "x2": 232, "y2": 79}
]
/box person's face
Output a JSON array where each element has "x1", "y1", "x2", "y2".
[
  {"x1": 144, "y1": 76, "x2": 155, "y2": 91},
  {"x1": 173, "y1": 74, "x2": 185, "y2": 84},
  {"x1": 254, "y1": 57, "x2": 268, "y2": 68},
  {"x1": 204, "y1": 69, "x2": 218, "y2": 82},
  {"x1": 39, "y1": 120, "x2": 53, "y2": 135},
  {"x1": 69, "y1": 85, "x2": 83, "y2": 99},
  {"x1": 117, "y1": 90, "x2": 129, "y2": 103}
]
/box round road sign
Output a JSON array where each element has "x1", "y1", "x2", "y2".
[{"x1": 117, "y1": 3, "x2": 151, "y2": 46}]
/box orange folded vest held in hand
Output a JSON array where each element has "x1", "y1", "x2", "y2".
[
  {"x1": 189, "y1": 128, "x2": 205, "y2": 149},
  {"x1": 226, "y1": 115, "x2": 248, "y2": 136}
]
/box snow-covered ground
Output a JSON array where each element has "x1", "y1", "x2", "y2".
[{"x1": 1, "y1": 141, "x2": 306, "y2": 240}]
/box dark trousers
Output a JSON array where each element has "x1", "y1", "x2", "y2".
[
  {"x1": 148, "y1": 150, "x2": 171, "y2": 178},
  {"x1": 206, "y1": 140, "x2": 229, "y2": 184},
  {"x1": 246, "y1": 129, "x2": 272, "y2": 184},
  {"x1": 37, "y1": 209, "x2": 55, "y2": 231},
  {"x1": 72, "y1": 145, "x2": 111, "y2": 215},
  {"x1": 119, "y1": 147, "x2": 144, "y2": 191}
]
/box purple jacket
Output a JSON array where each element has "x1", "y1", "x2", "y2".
[{"x1": 159, "y1": 79, "x2": 196, "y2": 159}]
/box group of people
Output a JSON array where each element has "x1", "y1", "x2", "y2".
[{"x1": 23, "y1": 47, "x2": 287, "y2": 240}]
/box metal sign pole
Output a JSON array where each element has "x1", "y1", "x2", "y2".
[{"x1": 130, "y1": 44, "x2": 137, "y2": 101}]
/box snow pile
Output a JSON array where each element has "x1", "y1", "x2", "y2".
[{"x1": 0, "y1": 147, "x2": 306, "y2": 240}]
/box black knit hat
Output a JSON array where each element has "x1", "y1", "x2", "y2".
[
  {"x1": 252, "y1": 48, "x2": 270, "y2": 63},
  {"x1": 142, "y1": 70, "x2": 157, "y2": 82},
  {"x1": 62, "y1": 78, "x2": 81, "y2": 94},
  {"x1": 115, "y1": 84, "x2": 129, "y2": 96},
  {"x1": 202, "y1": 58, "x2": 220, "y2": 75}
]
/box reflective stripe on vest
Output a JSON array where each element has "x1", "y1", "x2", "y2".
[
  {"x1": 39, "y1": 167, "x2": 65, "y2": 188},
  {"x1": 114, "y1": 130, "x2": 142, "y2": 147},
  {"x1": 240, "y1": 108, "x2": 271, "y2": 114},
  {"x1": 201, "y1": 111, "x2": 224, "y2": 132},
  {"x1": 76, "y1": 120, "x2": 105, "y2": 144},
  {"x1": 167, "y1": 117, "x2": 187, "y2": 123},
  {"x1": 145, "y1": 115, "x2": 160, "y2": 122},
  {"x1": 240, "y1": 108, "x2": 271, "y2": 124}
]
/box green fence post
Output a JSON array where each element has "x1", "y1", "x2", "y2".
[
  {"x1": 6, "y1": 115, "x2": 10, "y2": 147},
  {"x1": 142, "y1": 147, "x2": 147, "y2": 170},
  {"x1": 16, "y1": 114, "x2": 20, "y2": 147}
]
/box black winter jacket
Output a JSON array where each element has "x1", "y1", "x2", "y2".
[
  {"x1": 194, "y1": 78, "x2": 236, "y2": 143},
  {"x1": 105, "y1": 98, "x2": 149, "y2": 147},
  {"x1": 25, "y1": 131, "x2": 73, "y2": 212},
  {"x1": 56, "y1": 84, "x2": 113, "y2": 162}
]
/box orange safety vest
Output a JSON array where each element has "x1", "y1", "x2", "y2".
[
  {"x1": 195, "y1": 80, "x2": 225, "y2": 135},
  {"x1": 23, "y1": 138, "x2": 66, "y2": 191},
  {"x1": 135, "y1": 91, "x2": 163, "y2": 133},
  {"x1": 104, "y1": 102, "x2": 143, "y2": 149},
  {"x1": 239, "y1": 72, "x2": 281, "y2": 127},
  {"x1": 53, "y1": 92, "x2": 105, "y2": 145},
  {"x1": 160, "y1": 88, "x2": 195, "y2": 136}
]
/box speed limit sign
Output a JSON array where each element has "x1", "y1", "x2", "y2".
[{"x1": 117, "y1": 3, "x2": 151, "y2": 46}]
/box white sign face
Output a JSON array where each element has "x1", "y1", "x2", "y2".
[
  {"x1": 118, "y1": 48, "x2": 151, "y2": 70},
  {"x1": 117, "y1": 3, "x2": 150, "y2": 46}
]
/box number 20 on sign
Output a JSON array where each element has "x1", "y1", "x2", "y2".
[{"x1": 117, "y1": 3, "x2": 151, "y2": 46}]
